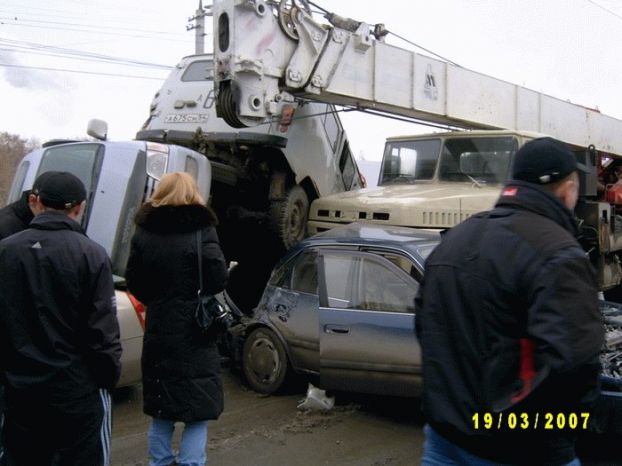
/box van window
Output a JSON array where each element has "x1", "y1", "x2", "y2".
[
  {"x1": 380, "y1": 139, "x2": 440, "y2": 184},
  {"x1": 181, "y1": 60, "x2": 214, "y2": 82},
  {"x1": 7, "y1": 161, "x2": 30, "y2": 203},
  {"x1": 38, "y1": 144, "x2": 102, "y2": 193},
  {"x1": 37, "y1": 143, "x2": 103, "y2": 226}
]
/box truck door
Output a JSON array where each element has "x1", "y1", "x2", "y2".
[{"x1": 317, "y1": 249, "x2": 421, "y2": 396}]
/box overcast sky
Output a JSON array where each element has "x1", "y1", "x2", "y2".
[{"x1": 2, "y1": 0, "x2": 621, "y2": 161}]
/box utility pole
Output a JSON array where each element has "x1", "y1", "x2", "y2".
[{"x1": 187, "y1": 0, "x2": 211, "y2": 54}]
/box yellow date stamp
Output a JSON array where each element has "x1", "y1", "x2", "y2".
[{"x1": 472, "y1": 412, "x2": 590, "y2": 430}]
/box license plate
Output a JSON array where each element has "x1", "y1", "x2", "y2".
[{"x1": 164, "y1": 114, "x2": 209, "y2": 123}]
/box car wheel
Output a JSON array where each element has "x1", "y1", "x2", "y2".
[
  {"x1": 271, "y1": 185, "x2": 309, "y2": 250},
  {"x1": 243, "y1": 327, "x2": 289, "y2": 394}
]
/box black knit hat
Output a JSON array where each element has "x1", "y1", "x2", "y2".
[
  {"x1": 512, "y1": 137, "x2": 587, "y2": 184},
  {"x1": 33, "y1": 171, "x2": 86, "y2": 209}
]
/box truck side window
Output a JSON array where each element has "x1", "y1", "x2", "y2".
[
  {"x1": 339, "y1": 143, "x2": 356, "y2": 190},
  {"x1": 322, "y1": 107, "x2": 340, "y2": 152}
]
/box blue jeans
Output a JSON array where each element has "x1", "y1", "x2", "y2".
[
  {"x1": 421, "y1": 424, "x2": 581, "y2": 466},
  {"x1": 148, "y1": 418, "x2": 208, "y2": 466}
]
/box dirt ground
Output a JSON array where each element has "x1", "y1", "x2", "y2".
[
  {"x1": 111, "y1": 369, "x2": 619, "y2": 466},
  {"x1": 111, "y1": 369, "x2": 424, "y2": 466}
]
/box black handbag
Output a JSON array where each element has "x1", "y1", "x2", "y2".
[{"x1": 194, "y1": 231, "x2": 231, "y2": 336}]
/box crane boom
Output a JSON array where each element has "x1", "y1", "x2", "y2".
[{"x1": 212, "y1": 0, "x2": 622, "y2": 155}]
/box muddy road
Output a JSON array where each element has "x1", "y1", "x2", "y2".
[{"x1": 111, "y1": 369, "x2": 618, "y2": 466}]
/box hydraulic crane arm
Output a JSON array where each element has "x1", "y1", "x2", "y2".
[{"x1": 212, "y1": 0, "x2": 622, "y2": 155}]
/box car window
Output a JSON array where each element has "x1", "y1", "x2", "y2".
[
  {"x1": 270, "y1": 250, "x2": 318, "y2": 295},
  {"x1": 362, "y1": 250, "x2": 417, "y2": 277},
  {"x1": 357, "y1": 256, "x2": 418, "y2": 313},
  {"x1": 321, "y1": 251, "x2": 418, "y2": 313},
  {"x1": 290, "y1": 250, "x2": 318, "y2": 294},
  {"x1": 322, "y1": 253, "x2": 357, "y2": 308}
]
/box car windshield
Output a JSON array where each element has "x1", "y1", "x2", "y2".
[
  {"x1": 438, "y1": 137, "x2": 516, "y2": 184},
  {"x1": 380, "y1": 138, "x2": 441, "y2": 185}
]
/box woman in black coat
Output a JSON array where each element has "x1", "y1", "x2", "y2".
[{"x1": 126, "y1": 172, "x2": 227, "y2": 466}]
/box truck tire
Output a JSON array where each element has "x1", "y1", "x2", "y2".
[
  {"x1": 271, "y1": 185, "x2": 309, "y2": 250},
  {"x1": 243, "y1": 327, "x2": 289, "y2": 394}
]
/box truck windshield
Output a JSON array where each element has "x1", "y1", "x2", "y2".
[
  {"x1": 181, "y1": 60, "x2": 214, "y2": 82},
  {"x1": 438, "y1": 137, "x2": 516, "y2": 184},
  {"x1": 380, "y1": 139, "x2": 441, "y2": 185}
]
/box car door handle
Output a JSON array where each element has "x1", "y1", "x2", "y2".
[{"x1": 324, "y1": 325, "x2": 350, "y2": 334}]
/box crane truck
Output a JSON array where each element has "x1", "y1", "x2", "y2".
[
  {"x1": 210, "y1": 0, "x2": 622, "y2": 292},
  {"x1": 209, "y1": 0, "x2": 622, "y2": 429}
]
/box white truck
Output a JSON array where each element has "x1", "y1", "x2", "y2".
[{"x1": 136, "y1": 53, "x2": 364, "y2": 256}]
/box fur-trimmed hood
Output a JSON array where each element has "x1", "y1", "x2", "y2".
[{"x1": 135, "y1": 203, "x2": 218, "y2": 234}]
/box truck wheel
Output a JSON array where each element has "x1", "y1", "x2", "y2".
[
  {"x1": 271, "y1": 185, "x2": 309, "y2": 250},
  {"x1": 243, "y1": 327, "x2": 289, "y2": 394}
]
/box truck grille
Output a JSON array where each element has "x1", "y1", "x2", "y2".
[{"x1": 422, "y1": 211, "x2": 470, "y2": 226}]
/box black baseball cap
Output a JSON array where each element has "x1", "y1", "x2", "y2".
[
  {"x1": 512, "y1": 137, "x2": 589, "y2": 184},
  {"x1": 33, "y1": 171, "x2": 87, "y2": 210}
]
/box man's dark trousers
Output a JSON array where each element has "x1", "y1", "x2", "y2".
[{"x1": 3, "y1": 388, "x2": 112, "y2": 466}]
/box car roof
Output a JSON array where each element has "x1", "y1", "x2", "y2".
[{"x1": 293, "y1": 222, "x2": 440, "y2": 258}]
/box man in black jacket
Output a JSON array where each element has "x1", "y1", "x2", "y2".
[
  {"x1": 0, "y1": 171, "x2": 53, "y2": 465},
  {"x1": 0, "y1": 172, "x2": 53, "y2": 240},
  {"x1": 0, "y1": 171, "x2": 122, "y2": 466},
  {"x1": 416, "y1": 138, "x2": 604, "y2": 466}
]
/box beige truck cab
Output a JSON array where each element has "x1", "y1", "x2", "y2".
[{"x1": 309, "y1": 130, "x2": 532, "y2": 233}]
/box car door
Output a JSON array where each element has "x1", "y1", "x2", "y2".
[
  {"x1": 262, "y1": 249, "x2": 321, "y2": 373},
  {"x1": 318, "y1": 249, "x2": 421, "y2": 397}
]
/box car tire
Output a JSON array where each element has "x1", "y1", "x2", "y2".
[
  {"x1": 271, "y1": 185, "x2": 309, "y2": 250},
  {"x1": 243, "y1": 327, "x2": 289, "y2": 394}
]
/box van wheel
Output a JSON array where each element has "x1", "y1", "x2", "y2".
[
  {"x1": 243, "y1": 328, "x2": 289, "y2": 394},
  {"x1": 271, "y1": 185, "x2": 309, "y2": 250}
]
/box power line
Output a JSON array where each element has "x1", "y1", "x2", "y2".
[
  {"x1": 1, "y1": 7, "x2": 179, "y2": 32},
  {"x1": 586, "y1": 0, "x2": 622, "y2": 20},
  {"x1": 0, "y1": 37, "x2": 173, "y2": 69},
  {"x1": 2, "y1": 1, "x2": 168, "y2": 24},
  {"x1": 0, "y1": 62, "x2": 165, "y2": 80},
  {"x1": 0, "y1": 15, "x2": 189, "y2": 37},
  {"x1": 0, "y1": 46, "x2": 173, "y2": 70},
  {"x1": 0, "y1": 22, "x2": 192, "y2": 43}
]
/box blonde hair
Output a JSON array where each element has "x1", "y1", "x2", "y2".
[{"x1": 150, "y1": 172, "x2": 205, "y2": 207}]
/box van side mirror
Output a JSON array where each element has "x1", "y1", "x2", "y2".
[{"x1": 87, "y1": 119, "x2": 108, "y2": 141}]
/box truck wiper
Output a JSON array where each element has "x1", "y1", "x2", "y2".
[{"x1": 465, "y1": 174, "x2": 484, "y2": 188}]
